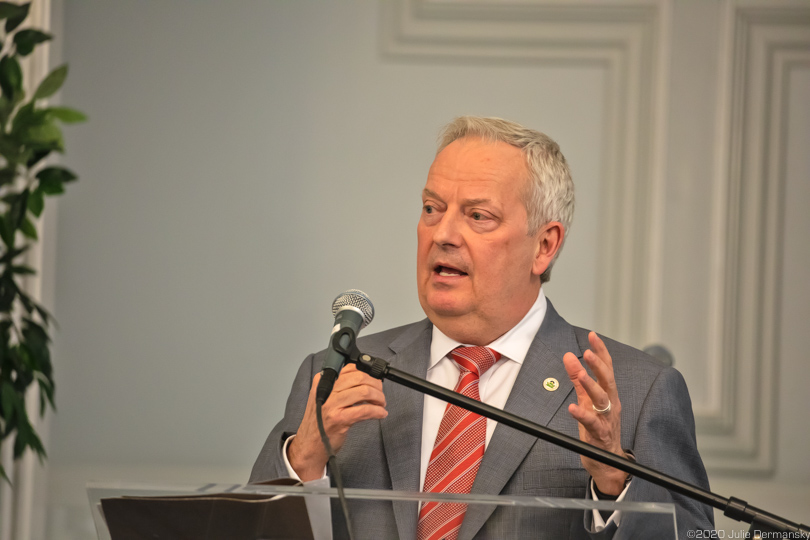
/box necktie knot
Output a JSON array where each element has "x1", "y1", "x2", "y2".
[{"x1": 449, "y1": 346, "x2": 500, "y2": 378}]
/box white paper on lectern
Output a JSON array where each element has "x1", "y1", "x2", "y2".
[{"x1": 303, "y1": 477, "x2": 332, "y2": 540}]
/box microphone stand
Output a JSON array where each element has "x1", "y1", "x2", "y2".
[{"x1": 331, "y1": 328, "x2": 809, "y2": 536}]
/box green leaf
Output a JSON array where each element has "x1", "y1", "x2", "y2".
[
  {"x1": 45, "y1": 106, "x2": 86, "y2": 123},
  {"x1": 0, "y1": 319, "x2": 12, "y2": 341},
  {"x1": 0, "y1": 244, "x2": 28, "y2": 264},
  {"x1": 38, "y1": 166, "x2": 77, "y2": 183},
  {"x1": 0, "y1": 215, "x2": 12, "y2": 247},
  {"x1": 37, "y1": 166, "x2": 76, "y2": 195},
  {"x1": 27, "y1": 188, "x2": 44, "y2": 217},
  {"x1": 1, "y1": 380, "x2": 16, "y2": 422},
  {"x1": 0, "y1": 55, "x2": 23, "y2": 101},
  {"x1": 0, "y1": 94, "x2": 14, "y2": 126},
  {"x1": 0, "y1": 133, "x2": 22, "y2": 161},
  {"x1": 0, "y1": 278, "x2": 16, "y2": 312},
  {"x1": 13, "y1": 432, "x2": 24, "y2": 456},
  {"x1": 38, "y1": 178, "x2": 63, "y2": 195},
  {"x1": 11, "y1": 265, "x2": 35, "y2": 275},
  {"x1": 19, "y1": 218, "x2": 36, "y2": 240},
  {"x1": 23, "y1": 317, "x2": 48, "y2": 343},
  {"x1": 33, "y1": 64, "x2": 67, "y2": 100},
  {"x1": 13, "y1": 29, "x2": 51, "y2": 57},
  {"x1": 26, "y1": 149, "x2": 50, "y2": 167},
  {"x1": 12, "y1": 101, "x2": 45, "y2": 134},
  {"x1": 0, "y1": 167, "x2": 15, "y2": 187},
  {"x1": 9, "y1": 187, "x2": 29, "y2": 229},
  {"x1": 13, "y1": 416, "x2": 41, "y2": 459},
  {"x1": 0, "y1": 2, "x2": 27, "y2": 20},
  {"x1": 18, "y1": 123, "x2": 63, "y2": 152},
  {"x1": 34, "y1": 303, "x2": 52, "y2": 327},
  {"x1": 16, "y1": 287, "x2": 33, "y2": 313},
  {"x1": 3, "y1": 2, "x2": 29, "y2": 32},
  {"x1": 22, "y1": 318, "x2": 50, "y2": 376},
  {"x1": 37, "y1": 377, "x2": 55, "y2": 415}
]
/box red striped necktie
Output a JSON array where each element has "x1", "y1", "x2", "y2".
[{"x1": 417, "y1": 346, "x2": 501, "y2": 540}]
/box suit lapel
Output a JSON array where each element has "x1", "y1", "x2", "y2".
[
  {"x1": 378, "y1": 319, "x2": 432, "y2": 540},
  {"x1": 459, "y1": 301, "x2": 584, "y2": 540}
]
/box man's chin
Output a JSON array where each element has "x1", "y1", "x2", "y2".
[{"x1": 423, "y1": 297, "x2": 472, "y2": 319}]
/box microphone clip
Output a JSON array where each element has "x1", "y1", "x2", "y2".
[{"x1": 330, "y1": 328, "x2": 389, "y2": 380}]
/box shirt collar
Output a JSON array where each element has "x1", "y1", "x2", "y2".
[{"x1": 429, "y1": 288, "x2": 547, "y2": 369}]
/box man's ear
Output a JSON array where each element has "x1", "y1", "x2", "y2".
[{"x1": 532, "y1": 221, "x2": 564, "y2": 276}]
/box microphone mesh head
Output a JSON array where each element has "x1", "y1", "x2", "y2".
[{"x1": 332, "y1": 289, "x2": 374, "y2": 329}]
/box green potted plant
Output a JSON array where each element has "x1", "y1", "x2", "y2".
[{"x1": 0, "y1": 1, "x2": 85, "y2": 481}]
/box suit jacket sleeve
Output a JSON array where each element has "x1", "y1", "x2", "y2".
[
  {"x1": 584, "y1": 365, "x2": 715, "y2": 539},
  {"x1": 249, "y1": 352, "x2": 319, "y2": 483}
]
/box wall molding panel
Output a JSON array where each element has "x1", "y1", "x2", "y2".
[
  {"x1": 381, "y1": 0, "x2": 668, "y2": 347},
  {"x1": 696, "y1": 4, "x2": 810, "y2": 474},
  {"x1": 380, "y1": 0, "x2": 810, "y2": 475}
]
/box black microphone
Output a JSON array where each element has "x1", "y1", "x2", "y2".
[{"x1": 315, "y1": 289, "x2": 374, "y2": 405}]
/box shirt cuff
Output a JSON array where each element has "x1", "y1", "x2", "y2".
[
  {"x1": 282, "y1": 434, "x2": 328, "y2": 481},
  {"x1": 589, "y1": 477, "x2": 631, "y2": 532}
]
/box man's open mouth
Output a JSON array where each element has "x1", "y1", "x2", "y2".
[{"x1": 434, "y1": 265, "x2": 468, "y2": 277}]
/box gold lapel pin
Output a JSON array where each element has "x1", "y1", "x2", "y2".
[{"x1": 543, "y1": 378, "x2": 559, "y2": 391}]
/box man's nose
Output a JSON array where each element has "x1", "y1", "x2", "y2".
[{"x1": 433, "y1": 210, "x2": 463, "y2": 247}]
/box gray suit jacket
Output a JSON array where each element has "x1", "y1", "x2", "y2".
[{"x1": 250, "y1": 301, "x2": 714, "y2": 539}]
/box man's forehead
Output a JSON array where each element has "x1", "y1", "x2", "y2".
[
  {"x1": 425, "y1": 150, "x2": 529, "y2": 203},
  {"x1": 429, "y1": 136, "x2": 527, "y2": 181}
]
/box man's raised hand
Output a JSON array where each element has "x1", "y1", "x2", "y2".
[{"x1": 563, "y1": 331, "x2": 629, "y2": 496}]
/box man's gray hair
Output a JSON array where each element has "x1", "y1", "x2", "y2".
[{"x1": 437, "y1": 116, "x2": 575, "y2": 283}]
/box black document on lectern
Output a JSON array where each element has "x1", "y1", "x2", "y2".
[{"x1": 100, "y1": 479, "x2": 314, "y2": 540}]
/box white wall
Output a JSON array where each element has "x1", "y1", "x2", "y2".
[
  {"x1": 44, "y1": 1, "x2": 607, "y2": 537},
  {"x1": 35, "y1": 1, "x2": 810, "y2": 537}
]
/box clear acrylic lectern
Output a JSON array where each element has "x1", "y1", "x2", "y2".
[{"x1": 87, "y1": 481, "x2": 678, "y2": 540}]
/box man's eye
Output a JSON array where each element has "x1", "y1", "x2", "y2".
[
  {"x1": 424, "y1": 205, "x2": 434, "y2": 214},
  {"x1": 471, "y1": 212, "x2": 484, "y2": 220}
]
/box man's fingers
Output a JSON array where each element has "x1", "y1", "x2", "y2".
[
  {"x1": 563, "y1": 351, "x2": 611, "y2": 409},
  {"x1": 562, "y1": 353, "x2": 591, "y2": 405},
  {"x1": 333, "y1": 366, "x2": 384, "y2": 393},
  {"x1": 564, "y1": 349, "x2": 614, "y2": 433},
  {"x1": 567, "y1": 402, "x2": 601, "y2": 431},
  {"x1": 317, "y1": 363, "x2": 388, "y2": 432},
  {"x1": 322, "y1": 390, "x2": 389, "y2": 436},
  {"x1": 588, "y1": 332, "x2": 613, "y2": 369},
  {"x1": 336, "y1": 402, "x2": 389, "y2": 425},
  {"x1": 329, "y1": 384, "x2": 387, "y2": 409},
  {"x1": 577, "y1": 365, "x2": 610, "y2": 409},
  {"x1": 582, "y1": 349, "x2": 617, "y2": 399}
]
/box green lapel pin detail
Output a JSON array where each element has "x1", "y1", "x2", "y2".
[{"x1": 543, "y1": 378, "x2": 559, "y2": 391}]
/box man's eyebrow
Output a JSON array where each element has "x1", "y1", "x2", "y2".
[
  {"x1": 463, "y1": 198, "x2": 492, "y2": 206},
  {"x1": 422, "y1": 189, "x2": 492, "y2": 206}
]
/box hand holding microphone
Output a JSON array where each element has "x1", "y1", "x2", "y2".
[{"x1": 287, "y1": 290, "x2": 388, "y2": 482}]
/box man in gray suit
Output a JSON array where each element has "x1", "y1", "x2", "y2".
[{"x1": 251, "y1": 116, "x2": 714, "y2": 539}]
